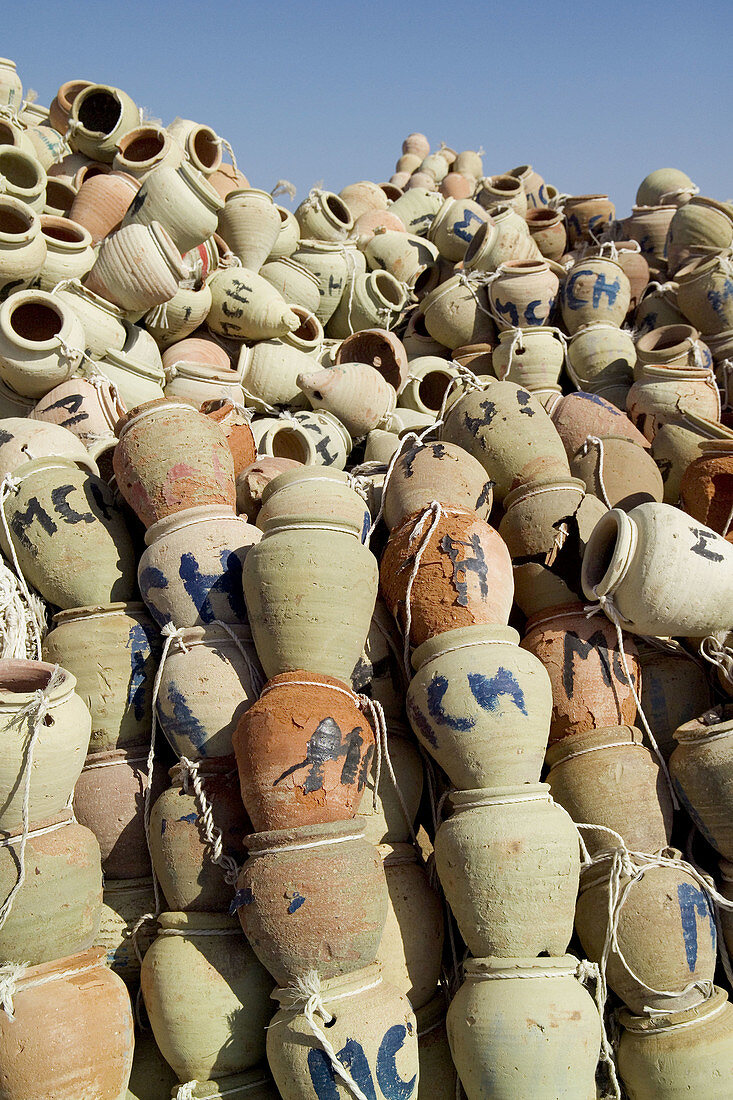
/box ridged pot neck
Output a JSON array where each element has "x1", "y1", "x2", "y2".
[
  {"x1": 524, "y1": 601, "x2": 588, "y2": 634},
  {"x1": 260, "y1": 465, "x2": 351, "y2": 503},
  {"x1": 0, "y1": 658, "x2": 76, "y2": 709},
  {"x1": 673, "y1": 705, "x2": 733, "y2": 745},
  {"x1": 495, "y1": 259, "x2": 550, "y2": 278},
  {"x1": 245, "y1": 816, "x2": 366, "y2": 856},
  {"x1": 296, "y1": 239, "x2": 348, "y2": 255},
  {"x1": 57, "y1": 279, "x2": 126, "y2": 321},
  {"x1": 225, "y1": 187, "x2": 273, "y2": 205},
  {"x1": 259, "y1": 512, "x2": 363, "y2": 540},
  {"x1": 10, "y1": 947, "x2": 107, "y2": 994},
  {"x1": 83, "y1": 745, "x2": 150, "y2": 767},
  {"x1": 565, "y1": 194, "x2": 610, "y2": 206},
  {"x1": 266, "y1": 256, "x2": 320, "y2": 285},
  {"x1": 410, "y1": 624, "x2": 519, "y2": 672},
  {"x1": 8, "y1": 454, "x2": 96, "y2": 483},
  {"x1": 580, "y1": 507, "x2": 635, "y2": 602},
  {"x1": 463, "y1": 954, "x2": 582, "y2": 981},
  {"x1": 176, "y1": 160, "x2": 224, "y2": 213},
  {"x1": 619, "y1": 986, "x2": 729, "y2": 1034},
  {"x1": 448, "y1": 783, "x2": 551, "y2": 813},
  {"x1": 498, "y1": 325, "x2": 564, "y2": 345},
  {"x1": 115, "y1": 398, "x2": 206, "y2": 438},
  {"x1": 637, "y1": 363, "x2": 713, "y2": 381},
  {"x1": 144, "y1": 504, "x2": 242, "y2": 545},
  {"x1": 103, "y1": 875, "x2": 155, "y2": 895},
  {"x1": 0, "y1": 197, "x2": 39, "y2": 247},
  {"x1": 502, "y1": 476, "x2": 586, "y2": 513},
  {"x1": 273, "y1": 962, "x2": 382, "y2": 1008},
  {"x1": 545, "y1": 725, "x2": 643, "y2": 770},
  {"x1": 677, "y1": 411, "x2": 733, "y2": 439},
  {"x1": 157, "y1": 910, "x2": 239, "y2": 932},
  {"x1": 631, "y1": 204, "x2": 677, "y2": 216},
  {"x1": 169, "y1": 756, "x2": 237, "y2": 787},
  {"x1": 102, "y1": 347, "x2": 165, "y2": 384},
  {"x1": 570, "y1": 320, "x2": 628, "y2": 338},
  {"x1": 40, "y1": 215, "x2": 92, "y2": 253},
  {"x1": 51, "y1": 601, "x2": 148, "y2": 626}
]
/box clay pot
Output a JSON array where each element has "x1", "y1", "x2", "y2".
[
  {"x1": 498, "y1": 476, "x2": 587, "y2": 559},
  {"x1": 113, "y1": 398, "x2": 237, "y2": 528},
  {"x1": 581, "y1": 503, "x2": 733, "y2": 636},
  {"x1": 339, "y1": 180, "x2": 389, "y2": 222},
  {"x1": 200, "y1": 398, "x2": 256, "y2": 473},
  {"x1": 234, "y1": 669, "x2": 375, "y2": 831},
  {"x1": 389, "y1": 187, "x2": 444, "y2": 235},
  {"x1": 427, "y1": 197, "x2": 488, "y2": 261},
  {"x1": 546, "y1": 725, "x2": 673, "y2": 855},
  {"x1": 666, "y1": 196, "x2": 733, "y2": 273},
  {"x1": 0, "y1": 288, "x2": 84, "y2": 397},
  {"x1": 0, "y1": 809, "x2": 102, "y2": 965},
  {"x1": 94, "y1": 874, "x2": 157, "y2": 989},
  {"x1": 52, "y1": 279, "x2": 127, "y2": 356},
  {"x1": 361, "y1": 230, "x2": 439, "y2": 286},
  {"x1": 477, "y1": 174, "x2": 527, "y2": 216},
  {"x1": 164, "y1": 360, "x2": 246, "y2": 409},
  {"x1": 488, "y1": 259, "x2": 559, "y2": 330},
  {"x1": 464, "y1": 207, "x2": 542, "y2": 273},
  {"x1": 166, "y1": 118, "x2": 223, "y2": 175},
  {"x1": 576, "y1": 851, "x2": 717, "y2": 1013},
  {"x1": 335, "y1": 327, "x2": 409, "y2": 391},
  {"x1": 491, "y1": 325, "x2": 565, "y2": 389},
  {"x1": 676, "y1": 253, "x2": 733, "y2": 334},
  {"x1": 561, "y1": 257, "x2": 631, "y2": 334},
  {"x1": 637, "y1": 639, "x2": 712, "y2": 760},
  {"x1": 112, "y1": 123, "x2": 177, "y2": 180},
  {"x1": 68, "y1": 169, "x2": 141, "y2": 245},
  {"x1": 380, "y1": 505, "x2": 514, "y2": 652},
  {"x1": 242, "y1": 507, "x2": 378, "y2": 681},
  {"x1": 141, "y1": 911, "x2": 273, "y2": 1081},
  {"x1": 358, "y1": 730, "x2": 423, "y2": 845},
  {"x1": 627, "y1": 364, "x2": 720, "y2": 442},
  {"x1": 138, "y1": 505, "x2": 260, "y2": 628},
  {"x1": 235, "y1": 457, "x2": 303, "y2": 519},
  {"x1": 525, "y1": 207, "x2": 567, "y2": 260},
  {"x1": 84, "y1": 220, "x2": 186, "y2": 313},
  {"x1": 325, "y1": 269, "x2": 408, "y2": 340},
  {"x1": 0, "y1": 456, "x2": 137, "y2": 609},
  {"x1": 521, "y1": 602, "x2": 641, "y2": 744},
  {"x1": 218, "y1": 188, "x2": 282, "y2": 272},
  {"x1": 406, "y1": 625, "x2": 551, "y2": 789},
  {"x1": 121, "y1": 160, "x2": 223, "y2": 254},
  {"x1": 125, "y1": 1031, "x2": 178, "y2": 1099},
  {"x1": 434, "y1": 785, "x2": 580, "y2": 957},
  {"x1": 670, "y1": 705, "x2": 733, "y2": 859},
  {"x1": 420, "y1": 272, "x2": 497, "y2": 349},
  {"x1": 550, "y1": 390, "x2": 651, "y2": 457},
  {"x1": 67, "y1": 83, "x2": 139, "y2": 162},
  {"x1": 260, "y1": 256, "x2": 321, "y2": 314},
  {"x1": 564, "y1": 194, "x2": 615, "y2": 246},
  {"x1": 0, "y1": 195, "x2": 46, "y2": 297},
  {"x1": 626, "y1": 204, "x2": 677, "y2": 265},
  {"x1": 35, "y1": 213, "x2": 95, "y2": 291},
  {"x1": 652, "y1": 415, "x2": 733, "y2": 505},
  {"x1": 42, "y1": 603, "x2": 159, "y2": 752},
  {"x1": 0, "y1": 660, "x2": 89, "y2": 833},
  {"x1": 0, "y1": 416, "x2": 97, "y2": 482},
  {"x1": 0, "y1": 947, "x2": 134, "y2": 1100},
  {"x1": 297, "y1": 359, "x2": 396, "y2": 438},
  {"x1": 396, "y1": 356, "x2": 465, "y2": 417},
  {"x1": 294, "y1": 188, "x2": 354, "y2": 242},
  {"x1": 156, "y1": 623, "x2": 263, "y2": 760},
  {"x1": 43, "y1": 176, "x2": 77, "y2": 217},
  {"x1": 382, "y1": 439, "x2": 493, "y2": 531},
  {"x1": 447, "y1": 956, "x2": 600, "y2": 1100},
  {"x1": 637, "y1": 168, "x2": 698, "y2": 207},
  {"x1": 163, "y1": 333, "x2": 231, "y2": 373},
  {"x1": 267, "y1": 963, "x2": 418, "y2": 1100},
  {"x1": 73, "y1": 745, "x2": 164, "y2": 878},
  {"x1": 235, "y1": 817, "x2": 387, "y2": 984},
  {"x1": 0, "y1": 148, "x2": 45, "y2": 212},
  {"x1": 441, "y1": 379, "x2": 570, "y2": 501},
  {"x1": 290, "y1": 240, "x2": 362, "y2": 325},
  {"x1": 49, "y1": 79, "x2": 93, "y2": 134},
  {"x1": 680, "y1": 440, "x2": 733, "y2": 534},
  {"x1": 207, "y1": 266, "x2": 300, "y2": 341},
  {"x1": 149, "y1": 758, "x2": 249, "y2": 911},
  {"x1": 635, "y1": 283, "x2": 687, "y2": 337},
  {"x1": 571, "y1": 435, "x2": 664, "y2": 510},
  {"x1": 618, "y1": 987, "x2": 733, "y2": 1100},
  {"x1": 508, "y1": 164, "x2": 548, "y2": 208}
]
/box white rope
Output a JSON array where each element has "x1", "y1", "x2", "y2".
[
  {"x1": 451, "y1": 789, "x2": 552, "y2": 811},
  {"x1": 0, "y1": 475, "x2": 46, "y2": 657},
  {"x1": 271, "y1": 179, "x2": 297, "y2": 201},
  {"x1": 699, "y1": 634, "x2": 733, "y2": 687},
  {"x1": 215, "y1": 135, "x2": 238, "y2": 175},
  {"x1": 0, "y1": 814, "x2": 72, "y2": 848},
  {"x1": 175, "y1": 1084, "x2": 196, "y2": 1100},
  {"x1": 178, "y1": 756, "x2": 239, "y2": 886},
  {"x1": 0, "y1": 956, "x2": 101, "y2": 1021},
  {"x1": 575, "y1": 958, "x2": 623, "y2": 1100},
  {"x1": 363, "y1": 424, "x2": 433, "y2": 543},
  {"x1": 401, "y1": 501, "x2": 443, "y2": 676},
  {"x1": 246, "y1": 831, "x2": 365, "y2": 859},
  {"x1": 212, "y1": 619, "x2": 265, "y2": 697},
  {"x1": 658, "y1": 184, "x2": 699, "y2": 203},
  {"x1": 716, "y1": 359, "x2": 733, "y2": 410},
  {"x1": 0, "y1": 664, "x2": 64, "y2": 933},
  {"x1": 436, "y1": 362, "x2": 485, "y2": 423},
  {"x1": 357, "y1": 694, "x2": 419, "y2": 844},
  {"x1": 585, "y1": 593, "x2": 678, "y2": 809},
  {"x1": 578, "y1": 436, "x2": 613, "y2": 508},
  {"x1": 278, "y1": 971, "x2": 373, "y2": 1100},
  {"x1": 157, "y1": 926, "x2": 242, "y2": 937},
  {"x1": 497, "y1": 327, "x2": 525, "y2": 380}
]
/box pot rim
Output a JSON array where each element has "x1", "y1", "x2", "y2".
[{"x1": 581, "y1": 507, "x2": 636, "y2": 602}]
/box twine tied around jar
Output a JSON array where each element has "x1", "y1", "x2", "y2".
[
  {"x1": 0, "y1": 478, "x2": 46, "y2": 659},
  {"x1": 178, "y1": 756, "x2": 240, "y2": 887},
  {"x1": 578, "y1": 436, "x2": 613, "y2": 509},
  {"x1": 401, "y1": 500, "x2": 443, "y2": 677},
  {"x1": 271, "y1": 179, "x2": 297, "y2": 201},
  {"x1": 175, "y1": 1084, "x2": 197, "y2": 1100},
  {"x1": 699, "y1": 632, "x2": 733, "y2": 686},
  {"x1": 0, "y1": 664, "x2": 64, "y2": 935},
  {"x1": 0, "y1": 954, "x2": 100, "y2": 1021}
]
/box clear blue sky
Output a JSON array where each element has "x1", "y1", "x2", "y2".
[{"x1": 3, "y1": 0, "x2": 730, "y2": 215}]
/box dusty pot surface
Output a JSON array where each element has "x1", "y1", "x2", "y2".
[
  {"x1": 234, "y1": 817, "x2": 387, "y2": 985},
  {"x1": 382, "y1": 440, "x2": 493, "y2": 531},
  {"x1": 670, "y1": 704, "x2": 733, "y2": 859}
]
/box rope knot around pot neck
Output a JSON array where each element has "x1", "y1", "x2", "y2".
[
  {"x1": 0, "y1": 961, "x2": 29, "y2": 1020},
  {"x1": 174, "y1": 1083, "x2": 197, "y2": 1100},
  {"x1": 178, "y1": 755, "x2": 240, "y2": 886},
  {"x1": 700, "y1": 633, "x2": 733, "y2": 685}
]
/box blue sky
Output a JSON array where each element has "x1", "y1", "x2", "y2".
[{"x1": 3, "y1": 0, "x2": 730, "y2": 215}]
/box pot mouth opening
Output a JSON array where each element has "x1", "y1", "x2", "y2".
[
  {"x1": 0, "y1": 149, "x2": 42, "y2": 191},
  {"x1": 8, "y1": 297, "x2": 63, "y2": 344},
  {"x1": 269, "y1": 426, "x2": 310, "y2": 463},
  {"x1": 418, "y1": 369, "x2": 452, "y2": 410},
  {"x1": 489, "y1": 176, "x2": 521, "y2": 193},
  {"x1": 290, "y1": 308, "x2": 320, "y2": 343},
  {"x1": 637, "y1": 324, "x2": 696, "y2": 352},
  {"x1": 41, "y1": 216, "x2": 87, "y2": 244},
  {"x1": 582, "y1": 509, "x2": 622, "y2": 597},
  {"x1": 411, "y1": 312, "x2": 431, "y2": 338},
  {"x1": 0, "y1": 659, "x2": 68, "y2": 695},
  {"x1": 45, "y1": 178, "x2": 76, "y2": 212},
  {"x1": 0, "y1": 122, "x2": 19, "y2": 148},
  {"x1": 464, "y1": 219, "x2": 491, "y2": 262},
  {"x1": 374, "y1": 271, "x2": 404, "y2": 307},
  {"x1": 76, "y1": 88, "x2": 123, "y2": 135},
  {"x1": 526, "y1": 208, "x2": 559, "y2": 225},
  {"x1": 567, "y1": 193, "x2": 609, "y2": 202},
  {"x1": 509, "y1": 164, "x2": 531, "y2": 178},
  {"x1": 0, "y1": 203, "x2": 33, "y2": 236},
  {"x1": 191, "y1": 126, "x2": 220, "y2": 171},
  {"x1": 326, "y1": 193, "x2": 352, "y2": 226},
  {"x1": 119, "y1": 129, "x2": 166, "y2": 163},
  {"x1": 380, "y1": 183, "x2": 402, "y2": 201}
]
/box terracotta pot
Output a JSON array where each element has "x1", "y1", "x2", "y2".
[
  {"x1": 141, "y1": 911, "x2": 273, "y2": 1081},
  {"x1": 361, "y1": 230, "x2": 439, "y2": 287},
  {"x1": 441, "y1": 379, "x2": 570, "y2": 500},
  {"x1": 498, "y1": 476, "x2": 587, "y2": 559},
  {"x1": 564, "y1": 194, "x2": 615, "y2": 246},
  {"x1": 667, "y1": 196, "x2": 733, "y2": 273},
  {"x1": 396, "y1": 356, "x2": 466, "y2": 417},
  {"x1": 267, "y1": 963, "x2": 418, "y2": 1100},
  {"x1": 447, "y1": 955, "x2": 600, "y2": 1100},
  {"x1": 635, "y1": 283, "x2": 687, "y2": 338},
  {"x1": 380, "y1": 505, "x2": 514, "y2": 652},
  {"x1": 427, "y1": 197, "x2": 488, "y2": 261},
  {"x1": 201, "y1": 399, "x2": 256, "y2": 475},
  {"x1": 49, "y1": 78, "x2": 94, "y2": 135},
  {"x1": 434, "y1": 785, "x2": 580, "y2": 957},
  {"x1": 637, "y1": 168, "x2": 698, "y2": 207},
  {"x1": 0, "y1": 196, "x2": 46, "y2": 298},
  {"x1": 561, "y1": 257, "x2": 631, "y2": 334},
  {"x1": 581, "y1": 503, "x2": 733, "y2": 637},
  {"x1": 149, "y1": 757, "x2": 249, "y2": 911},
  {"x1": 335, "y1": 327, "x2": 409, "y2": 392},
  {"x1": 670, "y1": 704, "x2": 733, "y2": 859},
  {"x1": 235, "y1": 817, "x2": 387, "y2": 984},
  {"x1": 627, "y1": 364, "x2": 720, "y2": 442},
  {"x1": 676, "y1": 253, "x2": 733, "y2": 334},
  {"x1": 235, "y1": 457, "x2": 303, "y2": 520},
  {"x1": 389, "y1": 187, "x2": 444, "y2": 235},
  {"x1": 138, "y1": 504, "x2": 260, "y2": 628},
  {"x1": 112, "y1": 123, "x2": 177, "y2": 180},
  {"x1": 357, "y1": 730, "x2": 424, "y2": 845},
  {"x1": 339, "y1": 180, "x2": 389, "y2": 222},
  {"x1": 297, "y1": 359, "x2": 396, "y2": 438},
  {"x1": 406, "y1": 625, "x2": 551, "y2": 789},
  {"x1": 680, "y1": 440, "x2": 733, "y2": 534},
  {"x1": 570, "y1": 435, "x2": 664, "y2": 510},
  {"x1": 382, "y1": 439, "x2": 493, "y2": 531},
  {"x1": 618, "y1": 986, "x2": 733, "y2": 1100},
  {"x1": 0, "y1": 659, "x2": 90, "y2": 832},
  {"x1": 42, "y1": 603, "x2": 160, "y2": 752},
  {"x1": 290, "y1": 240, "x2": 363, "y2": 325},
  {"x1": 636, "y1": 639, "x2": 712, "y2": 760},
  {"x1": 84, "y1": 220, "x2": 186, "y2": 313},
  {"x1": 113, "y1": 398, "x2": 236, "y2": 528},
  {"x1": 121, "y1": 160, "x2": 223, "y2": 254},
  {"x1": 508, "y1": 164, "x2": 548, "y2": 208},
  {"x1": 546, "y1": 725, "x2": 673, "y2": 855},
  {"x1": 491, "y1": 325, "x2": 565, "y2": 389},
  {"x1": 68, "y1": 169, "x2": 141, "y2": 245},
  {"x1": 234, "y1": 669, "x2": 375, "y2": 831},
  {"x1": 156, "y1": 623, "x2": 263, "y2": 760},
  {"x1": 0, "y1": 456, "x2": 137, "y2": 609},
  {"x1": 420, "y1": 272, "x2": 497, "y2": 349},
  {"x1": 260, "y1": 256, "x2": 321, "y2": 314},
  {"x1": 95, "y1": 875, "x2": 157, "y2": 988},
  {"x1": 476, "y1": 173, "x2": 527, "y2": 216},
  {"x1": 0, "y1": 288, "x2": 85, "y2": 398},
  {"x1": 294, "y1": 188, "x2": 354, "y2": 242},
  {"x1": 566, "y1": 320, "x2": 636, "y2": 398},
  {"x1": 218, "y1": 188, "x2": 282, "y2": 272},
  {"x1": 0, "y1": 947, "x2": 134, "y2": 1100},
  {"x1": 207, "y1": 266, "x2": 300, "y2": 341},
  {"x1": 464, "y1": 207, "x2": 541, "y2": 273},
  {"x1": 0, "y1": 809, "x2": 102, "y2": 965},
  {"x1": 242, "y1": 508, "x2": 378, "y2": 681},
  {"x1": 576, "y1": 850, "x2": 717, "y2": 1013},
  {"x1": 550, "y1": 390, "x2": 651, "y2": 457},
  {"x1": 30, "y1": 375, "x2": 125, "y2": 448},
  {"x1": 376, "y1": 842, "x2": 443, "y2": 1010},
  {"x1": 67, "y1": 83, "x2": 140, "y2": 162},
  {"x1": 52, "y1": 279, "x2": 127, "y2": 356},
  {"x1": 73, "y1": 745, "x2": 165, "y2": 878},
  {"x1": 488, "y1": 259, "x2": 559, "y2": 330},
  {"x1": 525, "y1": 207, "x2": 567, "y2": 260},
  {"x1": 521, "y1": 602, "x2": 641, "y2": 744},
  {"x1": 162, "y1": 334, "x2": 231, "y2": 374}
]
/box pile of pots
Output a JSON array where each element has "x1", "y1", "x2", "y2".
[{"x1": 0, "y1": 58, "x2": 732, "y2": 1100}]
